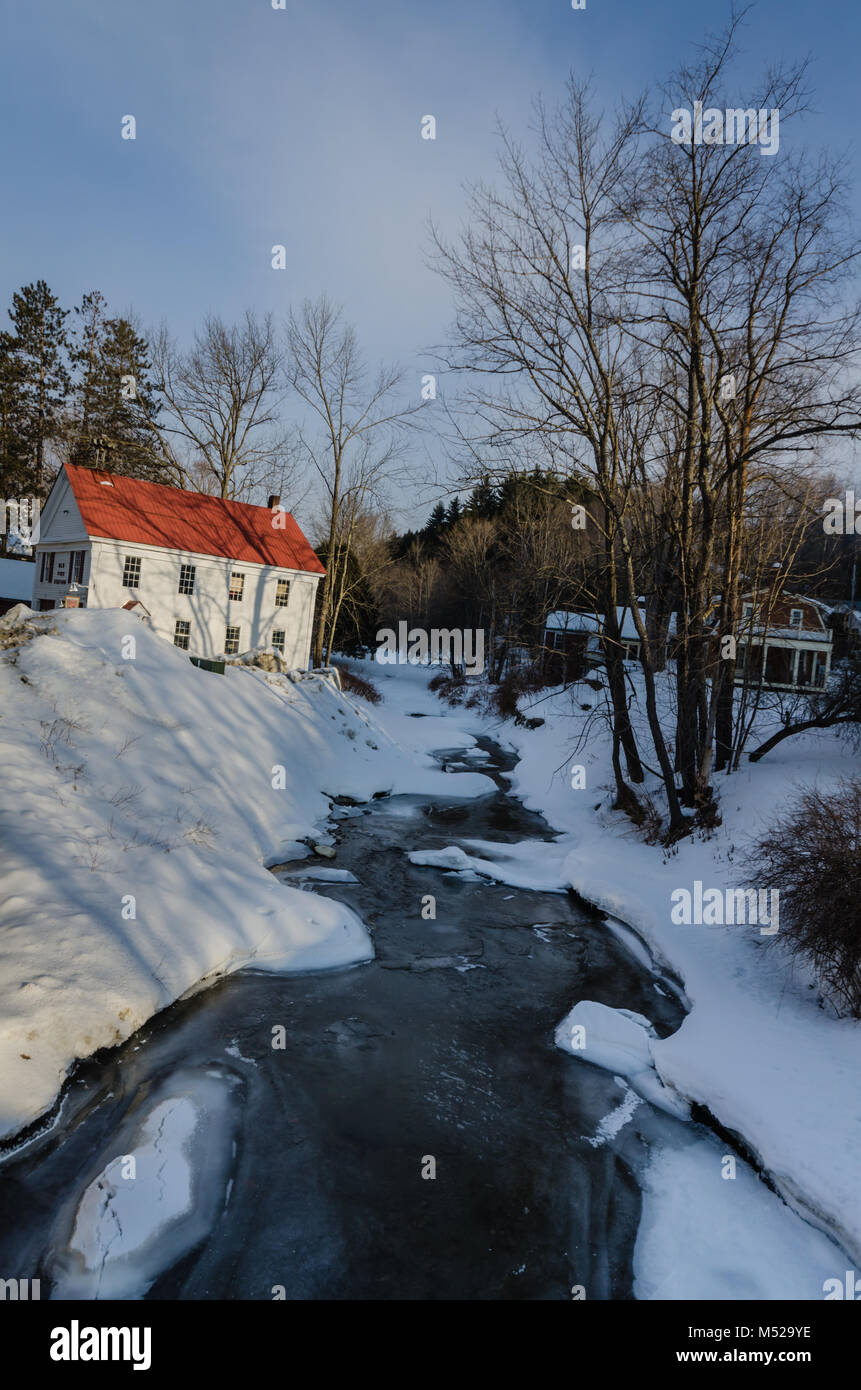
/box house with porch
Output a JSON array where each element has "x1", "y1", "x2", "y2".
[
  {"x1": 734, "y1": 591, "x2": 832, "y2": 692},
  {"x1": 29, "y1": 464, "x2": 325, "y2": 665}
]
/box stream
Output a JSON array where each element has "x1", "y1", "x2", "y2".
[{"x1": 0, "y1": 737, "x2": 766, "y2": 1299}]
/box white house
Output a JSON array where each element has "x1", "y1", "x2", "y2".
[{"x1": 30, "y1": 465, "x2": 325, "y2": 665}]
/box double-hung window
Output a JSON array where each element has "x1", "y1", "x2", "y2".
[
  {"x1": 174, "y1": 620, "x2": 191, "y2": 650},
  {"x1": 224, "y1": 625, "x2": 241, "y2": 655},
  {"x1": 179, "y1": 563, "x2": 196, "y2": 596},
  {"x1": 123, "y1": 555, "x2": 141, "y2": 588},
  {"x1": 275, "y1": 578, "x2": 290, "y2": 607},
  {"x1": 229, "y1": 571, "x2": 245, "y2": 601}
]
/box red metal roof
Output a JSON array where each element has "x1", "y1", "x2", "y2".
[{"x1": 64, "y1": 465, "x2": 325, "y2": 574}]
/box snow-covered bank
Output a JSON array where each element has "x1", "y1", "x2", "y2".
[
  {"x1": 0, "y1": 611, "x2": 494, "y2": 1142},
  {"x1": 358, "y1": 657, "x2": 861, "y2": 1280},
  {"x1": 490, "y1": 674, "x2": 861, "y2": 1271},
  {"x1": 634, "y1": 1137, "x2": 850, "y2": 1301}
]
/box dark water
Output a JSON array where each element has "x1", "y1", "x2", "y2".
[{"x1": 0, "y1": 738, "x2": 690, "y2": 1300}]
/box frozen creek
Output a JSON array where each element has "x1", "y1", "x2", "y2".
[{"x1": 0, "y1": 738, "x2": 845, "y2": 1299}]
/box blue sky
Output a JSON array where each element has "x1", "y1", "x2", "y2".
[{"x1": 2, "y1": 0, "x2": 860, "y2": 523}]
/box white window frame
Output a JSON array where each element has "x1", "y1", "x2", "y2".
[
  {"x1": 122, "y1": 555, "x2": 141, "y2": 588},
  {"x1": 174, "y1": 620, "x2": 191, "y2": 650},
  {"x1": 224, "y1": 624, "x2": 241, "y2": 655},
  {"x1": 275, "y1": 578, "x2": 291, "y2": 608},
  {"x1": 789, "y1": 608, "x2": 803, "y2": 629},
  {"x1": 229, "y1": 571, "x2": 245, "y2": 602},
  {"x1": 178, "y1": 563, "x2": 196, "y2": 596},
  {"x1": 272, "y1": 629, "x2": 286, "y2": 653}
]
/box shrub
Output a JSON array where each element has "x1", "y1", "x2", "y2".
[
  {"x1": 331, "y1": 660, "x2": 382, "y2": 705},
  {"x1": 427, "y1": 669, "x2": 469, "y2": 705},
  {"x1": 492, "y1": 665, "x2": 548, "y2": 720},
  {"x1": 747, "y1": 779, "x2": 861, "y2": 1016}
]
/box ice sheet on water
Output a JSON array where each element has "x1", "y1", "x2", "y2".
[
  {"x1": 408, "y1": 846, "x2": 479, "y2": 873},
  {"x1": 275, "y1": 867, "x2": 360, "y2": 885},
  {"x1": 584, "y1": 1080, "x2": 643, "y2": 1148},
  {"x1": 555, "y1": 1000, "x2": 690, "y2": 1120},
  {"x1": 47, "y1": 1066, "x2": 240, "y2": 1299}
]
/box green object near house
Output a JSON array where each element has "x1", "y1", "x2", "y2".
[{"x1": 189, "y1": 655, "x2": 226, "y2": 675}]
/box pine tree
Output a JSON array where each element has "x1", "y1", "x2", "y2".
[
  {"x1": 423, "y1": 501, "x2": 447, "y2": 537},
  {"x1": 68, "y1": 290, "x2": 109, "y2": 465},
  {"x1": 0, "y1": 331, "x2": 29, "y2": 503},
  {"x1": 7, "y1": 281, "x2": 71, "y2": 495},
  {"x1": 90, "y1": 315, "x2": 166, "y2": 479},
  {"x1": 465, "y1": 475, "x2": 499, "y2": 519},
  {"x1": 444, "y1": 496, "x2": 462, "y2": 526},
  {"x1": 70, "y1": 310, "x2": 167, "y2": 481}
]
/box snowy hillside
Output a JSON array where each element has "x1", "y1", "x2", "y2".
[{"x1": 0, "y1": 608, "x2": 493, "y2": 1141}]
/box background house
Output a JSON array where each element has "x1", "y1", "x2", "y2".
[
  {"x1": 735, "y1": 591, "x2": 832, "y2": 691},
  {"x1": 30, "y1": 465, "x2": 325, "y2": 665},
  {"x1": 543, "y1": 604, "x2": 644, "y2": 682}
]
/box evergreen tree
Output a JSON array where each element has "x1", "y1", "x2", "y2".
[
  {"x1": 7, "y1": 281, "x2": 71, "y2": 495},
  {"x1": 0, "y1": 331, "x2": 29, "y2": 504},
  {"x1": 465, "y1": 475, "x2": 499, "y2": 518},
  {"x1": 68, "y1": 290, "x2": 109, "y2": 465},
  {"x1": 68, "y1": 305, "x2": 167, "y2": 482},
  {"x1": 444, "y1": 496, "x2": 462, "y2": 526},
  {"x1": 423, "y1": 501, "x2": 447, "y2": 537},
  {"x1": 89, "y1": 316, "x2": 166, "y2": 480}
]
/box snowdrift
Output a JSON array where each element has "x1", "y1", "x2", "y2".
[{"x1": 0, "y1": 608, "x2": 494, "y2": 1141}]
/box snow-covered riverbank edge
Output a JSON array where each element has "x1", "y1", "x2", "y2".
[
  {"x1": 362, "y1": 657, "x2": 861, "y2": 1278},
  {"x1": 0, "y1": 610, "x2": 495, "y2": 1144}
]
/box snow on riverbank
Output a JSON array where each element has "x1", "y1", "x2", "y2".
[
  {"x1": 0, "y1": 611, "x2": 494, "y2": 1142},
  {"x1": 360, "y1": 656, "x2": 861, "y2": 1281},
  {"x1": 634, "y1": 1137, "x2": 850, "y2": 1301}
]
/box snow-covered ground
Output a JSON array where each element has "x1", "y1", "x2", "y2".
[
  {"x1": 3, "y1": 612, "x2": 858, "y2": 1298},
  {"x1": 0, "y1": 608, "x2": 493, "y2": 1141},
  {"x1": 359, "y1": 656, "x2": 861, "y2": 1284}
]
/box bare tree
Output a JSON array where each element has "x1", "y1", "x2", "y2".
[
  {"x1": 287, "y1": 295, "x2": 423, "y2": 666},
  {"x1": 431, "y1": 80, "x2": 668, "y2": 823},
  {"x1": 150, "y1": 311, "x2": 296, "y2": 502},
  {"x1": 432, "y1": 21, "x2": 861, "y2": 837},
  {"x1": 630, "y1": 19, "x2": 861, "y2": 796}
]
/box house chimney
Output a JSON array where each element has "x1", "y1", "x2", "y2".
[{"x1": 268, "y1": 494, "x2": 280, "y2": 510}]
